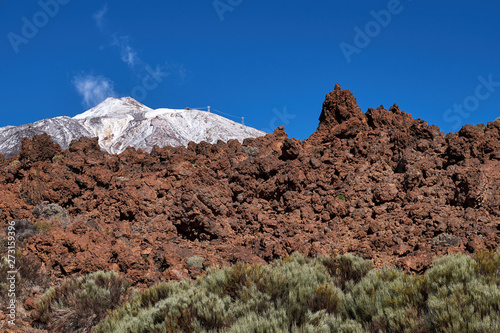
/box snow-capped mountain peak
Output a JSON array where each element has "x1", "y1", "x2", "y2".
[
  {"x1": 73, "y1": 97, "x2": 153, "y2": 120},
  {"x1": 0, "y1": 97, "x2": 266, "y2": 158}
]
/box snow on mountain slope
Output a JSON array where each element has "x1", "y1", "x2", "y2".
[
  {"x1": 74, "y1": 98, "x2": 265, "y2": 154},
  {"x1": 0, "y1": 97, "x2": 266, "y2": 158},
  {"x1": 0, "y1": 117, "x2": 92, "y2": 158},
  {"x1": 73, "y1": 97, "x2": 152, "y2": 119}
]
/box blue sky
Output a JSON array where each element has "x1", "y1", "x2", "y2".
[{"x1": 1, "y1": 1, "x2": 499, "y2": 139}]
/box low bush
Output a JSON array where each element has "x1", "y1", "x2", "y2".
[
  {"x1": 319, "y1": 253, "x2": 373, "y2": 290},
  {"x1": 474, "y1": 250, "x2": 500, "y2": 282},
  {"x1": 426, "y1": 254, "x2": 500, "y2": 332},
  {"x1": 94, "y1": 253, "x2": 345, "y2": 332},
  {"x1": 32, "y1": 270, "x2": 130, "y2": 333},
  {"x1": 61, "y1": 252, "x2": 500, "y2": 332},
  {"x1": 186, "y1": 255, "x2": 205, "y2": 269},
  {"x1": 343, "y1": 268, "x2": 428, "y2": 332}
]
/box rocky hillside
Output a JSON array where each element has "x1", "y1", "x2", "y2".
[{"x1": 0, "y1": 84, "x2": 499, "y2": 288}]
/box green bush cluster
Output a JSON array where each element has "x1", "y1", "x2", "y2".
[
  {"x1": 92, "y1": 252, "x2": 500, "y2": 333},
  {"x1": 94, "y1": 254, "x2": 364, "y2": 333},
  {"x1": 32, "y1": 270, "x2": 130, "y2": 333},
  {"x1": 342, "y1": 252, "x2": 500, "y2": 332}
]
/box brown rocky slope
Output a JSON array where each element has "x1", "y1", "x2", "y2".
[{"x1": 1, "y1": 84, "x2": 499, "y2": 289}]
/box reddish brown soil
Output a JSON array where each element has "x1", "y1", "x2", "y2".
[{"x1": 1, "y1": 84, "x2": 499, "y2": 291}]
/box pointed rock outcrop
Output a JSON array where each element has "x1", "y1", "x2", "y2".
[{"x1": 307, "y1": 83, "x2": 369, "y2": 144}]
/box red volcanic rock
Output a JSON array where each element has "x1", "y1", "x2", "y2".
[
  {"x1": 308, "y1": 83, "x2": 369, "y2": 144},
  {"x1": 19, "y1": 133, "x2": 63, "y2": 167},
  {"x1": 0, "y1": 84, "x2": 499, "y2": 294},
  {"x1": 319, "y1": 83, "x2": 365, "y2": 127}
]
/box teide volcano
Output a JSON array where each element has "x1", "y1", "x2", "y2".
[{"x1": 0, "y1": 97, "x2": 265, "y2": 158}]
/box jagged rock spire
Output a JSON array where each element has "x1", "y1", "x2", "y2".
[{"x1": 307, "y1": 83, "x2": 368, "y2": 143}]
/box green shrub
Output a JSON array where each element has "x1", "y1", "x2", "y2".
[
  {"x1": 427, "y1": 279, "x2": 500, "y2": 332},
  {"x1": 33, "y1": 271, "x2": 129, "y2": 332},
  {"x1": 297, "y1": 315, "x2": 366, "y2": 333},
  {"x1": 344, "y1": 268, "x2": 428, "y2": 332},
  {"x1": 228, "y1": 306, "x2": 290, "y2": 332},
  {"x1": 270, "y1": 254, "x2": 337, "y2": 322},
  {"x1": 95, "y1": 254, "x2": 343, "y2": 332},
  {"x1": 307, "y1": 283, "x2": 343, "y2": 314},
  {"x1": 426, "y1": 254, "x2": 500, "y2": 332},
  {"x1": 474, "y1": 251, "x2": 500, "y2": 283},
  {"x1": 92, "y1": 253, "x2": 500, "y2": 332},
  {"x1": 320, "y1": 254, "x2": 373, "y2": 290},
  {"x1": 96, "y1": 280, "x2": 231, "y2": 333},
  {"x1": 426, "y1": 254, "x2": 477, "y2": 291},
  {"x1": 187, "y1": 255, "x2": 205, "y2": 269}
]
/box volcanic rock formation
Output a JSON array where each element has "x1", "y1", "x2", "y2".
[{"x1": 1, "y1": 84, "x2": 499, "y2": 288}]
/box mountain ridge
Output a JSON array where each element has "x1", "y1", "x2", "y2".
[{"x1": 0, "y1": 97, "x2": 265, "y2": 158}]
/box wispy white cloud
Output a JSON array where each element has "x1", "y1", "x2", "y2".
[
  {"x1": 92, "y1": 6, "x2": 144, "y2": 72},
  {"x1": 73, "y1": 74, "x2": 117, "y2": 108},
  {"x1": 93, "y1": 5, "x2": 108, "y2": 30},
  {"x1": 88, "y1": 5, "x2": 174, "y2": 100},
  {"x1": 112, "y1": 35, "x2": 140, "y2": 69},
  {"x1": 121, "y1": 44, "x2": 138, "y2": 67}
]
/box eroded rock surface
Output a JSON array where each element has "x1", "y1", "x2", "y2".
[{"x1": 1, "y1": 84, "x2": 499, "y2": 286}]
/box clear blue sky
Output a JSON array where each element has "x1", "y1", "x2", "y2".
[{"x1": 1, "y1": 1, "x2": 499, "y2": 138}]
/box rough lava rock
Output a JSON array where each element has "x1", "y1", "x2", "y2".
[{"x1": 0, "y1": 84, "x2": 499, "y2": 290}]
